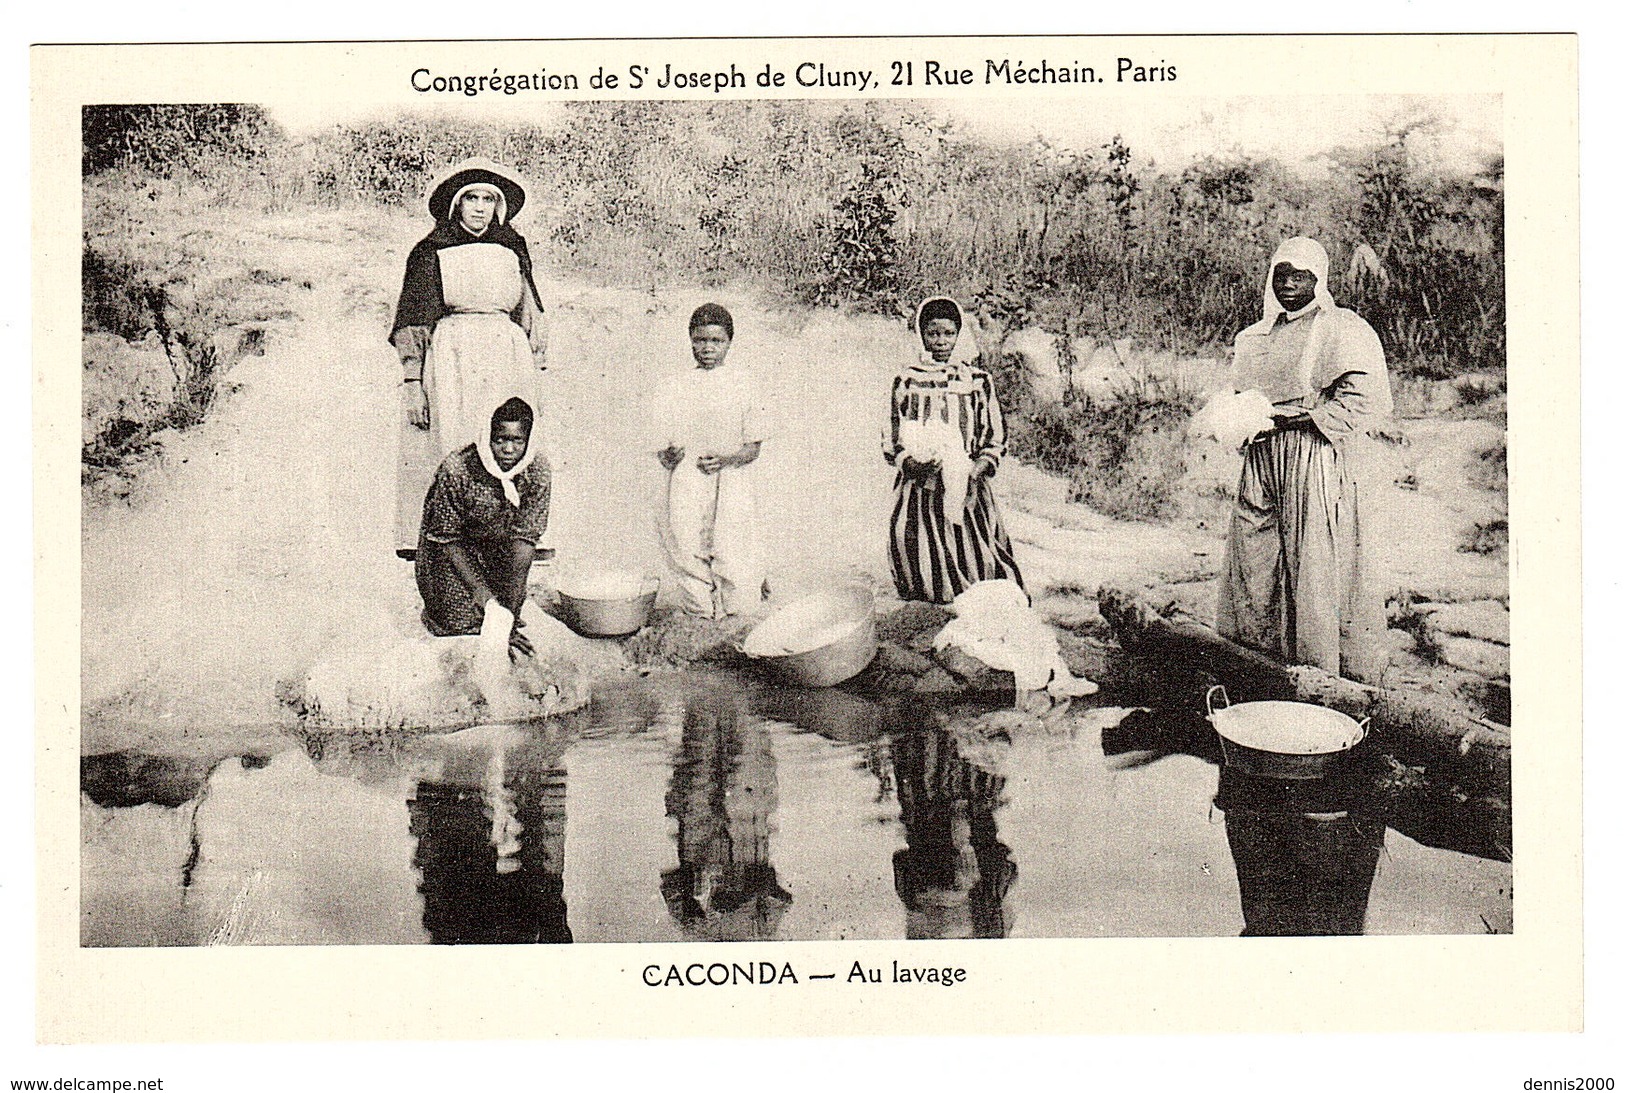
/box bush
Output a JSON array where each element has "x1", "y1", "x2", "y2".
[
  {"x1": 1333, "y1": 134, "x2": 1504, "y2": 378},
  {"x1": 82, "y1": 242, "x2": 149, "y2": 339},
  {"x1": 83, "y1": 105, "x2": 280, "y2": 177},
  {"x1": 81, "y1": 183, "x2": 304, "y2": 487},
  {"x1": 80, "y1": 254, "x2": 276, "y2": 484},
  {"x1": 1459, "y1": 518, "x2": 1509, "y2": 556},
  {"x1": 1470, "y1": 439, "x2": 1508, "y2": 493},
  {"x1": 1013, "y1": 377, "x2": 1204, "y2": 521},
  {"x1": 89, "y1": 103, "x2": 1502, "y2": 379},
  {"x1": 82, "y1": 101, "x2": 1506, "y2": 492}
]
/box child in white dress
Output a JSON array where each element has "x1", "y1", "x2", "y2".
[{"x1": 654, "y1": 304, "x2": 771, "y2": 618}]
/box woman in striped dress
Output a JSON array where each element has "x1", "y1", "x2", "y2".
[{"x1": 884, "y1": 297, "x2": 1025, "y2": 604}]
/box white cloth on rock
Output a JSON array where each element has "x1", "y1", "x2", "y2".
[
  {"x1": 472, "y1": 600, "x2": 525, "y2": 720},
  {"x1": 932, "y1": 579, "x2": 1098, "y2": 697}
]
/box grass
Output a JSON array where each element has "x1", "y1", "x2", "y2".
[
  {"x1": 81, "y1": 106, "x2": 1508, "y2": 529},
  {"x1": 1388, "y1": 593, "x2": 1448, "y2": 666},
  {"x1": 89, "y1": 103, "x2": 1505, "y2": 372},
  {"x1": 82, "y1": 177, "x2": 311, "y2": 491},
  {"x1": 1469, "y1": 439, "x2": 1508, "y2": 493}
]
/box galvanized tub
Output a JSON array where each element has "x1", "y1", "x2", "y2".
[
  {"x1": 741, "y1": 585, "x2": 878, "y2": 688},
  {"x1": 1206, "y1": 685, "x2": 1368, "y2": 780},
  {"x1": 555, "y1": 577, "x2": 660, "y2": 638}
]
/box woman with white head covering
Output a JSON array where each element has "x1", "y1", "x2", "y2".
[
  {"x1": 391, "y1": 157, "x2": 550, "y2": 558},
  {"x1": 1216, "y1": 237, "x2": 1393, "y2": 683},
  {"x1": 415, "y1": 391, "x2": 550, "y2": 657},
  {"x1": 884, "y1": 296, "x2": 1025, "y2": 604}
]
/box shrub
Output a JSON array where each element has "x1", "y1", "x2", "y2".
[
  {"x1": 82, "y1": 101, "x2": 1506, "y2": 491},
  {"x1": 1333, "y1": 132, "x2": 1504, "y2": 378},
  {"x1": 1013, "y1": 377, "x2": 1203, "y2": 521},
  {"x1": 1470, "y1": 439, "x2": 1508, "y2": 493},
  {"x1": 82, "y1": 242, "x2": 149, "y2": 339},
  {"x1": 89, "y1": 103, "x2": 1502, "y2": 380},
  {"x1": 1459, "y1": 518, "x2": 1509, "y2": 556},
  {"x1": 81, "y1": 184, "x2": 303, "y2": 486},
  {"x1": 83, "y1": 105, "x2": 280, "y2": 177}
]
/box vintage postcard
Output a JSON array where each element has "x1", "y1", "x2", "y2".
[{"x1": 34, "y1": 33, "x2": 1579, "y2": 1044}]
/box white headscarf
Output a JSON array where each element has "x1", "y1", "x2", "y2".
[
  {"x1": 475, "y1": 393, "x2": 540, "y2": 507},
  {"x1": 1256, "y1": 236, "x2": 1336, "y2": 322},
  {"x1": 1237, "y1": 237, "x2": 1340, "y2": 398},
  {"x1": 912, "y1": 296, "x2": 980, "y2": 375},
  {"x1": 449, "y1": 182, "x2": 507, "y2": 230}
]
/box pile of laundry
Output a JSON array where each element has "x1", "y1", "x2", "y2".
[
  {"x1": 931, "y1": 580, "x2": 1099, "y2": 699},
  {"x1": 898, "y1": 416, "x2": 975, "y2": 523}
]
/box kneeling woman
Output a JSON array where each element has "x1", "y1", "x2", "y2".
[{"x1": 416, "y1": 393, "x2": 549, "y2": 657}]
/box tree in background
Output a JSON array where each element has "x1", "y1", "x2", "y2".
[
  {"x1": 1333, "y1": 122, "x2": 1505, "y2": 377},
  {"x1": 83, "y1": 101, "x2": 1506, "y2": 377},
  {"x1": 799, "y1": 106, "x2": 927, "y2": 313}
]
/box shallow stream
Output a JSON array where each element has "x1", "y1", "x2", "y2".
[{"x1": 81, "y1": 671, "x2": 1511, "y2": 946}]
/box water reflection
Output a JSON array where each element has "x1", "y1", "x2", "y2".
[
  {"x1": 1100, "y1": 705, "x2": 1221, "y2": 768},
  {"x1": 408, "y1": 725, "x2": 572, "y2": 944},
  {"x1": 82, "y1": 750, "x2": 252, "y2": 809},
  {"x1": 661, "y1": 684, "x2": 794, "y2": 941},
  {"x1": 1101, "y1": 705, "x2": 1388, "y2": 936},
  {"x1": 1216, "y1": 766, "x2": 1385, "y2": 936},
  {"x1": 80, "y1": 674, "x2": 1512, "y2": 945},
  {"x1": 887, "y1": 720, "x2": 1017, "y2": 940}
]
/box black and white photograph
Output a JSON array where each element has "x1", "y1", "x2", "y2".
[
  {"x1": 28, "y1": 32, "x2": 1585, "y2": 1055},
  {"x1": 76, "y1": 90, "x2": 1514, "y2": 948}
]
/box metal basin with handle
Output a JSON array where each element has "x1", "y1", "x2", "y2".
[
  {"x1": 1206, "y1": 685, "x2": 1368, "y2": 780},
  {"x1": 555, "y1": 578, "x2": 660, "y2": 638}
]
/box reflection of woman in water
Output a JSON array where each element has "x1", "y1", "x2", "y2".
[
  {"x1": 1216, "y1": 766, "x2": 1384, "y2": 936},
  {"x1": 889, "y1": 723, "x2": 1017, "y2": 940},
  {"x1": 661, "y1": 686, "x2": 792, "y2": 941},
  {"x1": 408, "y1": 727, "x2": 572, "y2": 944}
]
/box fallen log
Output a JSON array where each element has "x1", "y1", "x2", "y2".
[{"x1": 1097, "y1": 583, "x2": 1510, "y2": 798}]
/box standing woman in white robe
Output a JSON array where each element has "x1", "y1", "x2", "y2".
[
  {"x1": 1216, "y1": 237, "x2": 1393, "y2": 683},
  {"x1": 653, "y1": 303, "x2": 771, "y2": 619},
  {"x1": 390, "y1": 157, "x2": 549, "y2": 558}
]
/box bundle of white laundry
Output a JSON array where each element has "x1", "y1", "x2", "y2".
[
  {"x1": 1188, "y1": 388, "x2": 1278, "y2": 451},
  {"x1": 473, "y1": 599, "x2": 530, "y2": 721},
  {"x1": 932, "y1": 579, "x2": 1099, "y2": 698},
  {"x1": 898, "y1": 416, "x2": 975, "y2": 525}
]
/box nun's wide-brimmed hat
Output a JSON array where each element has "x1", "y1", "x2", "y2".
[{"x1": 427, "y1": 157, "x2": 528, "y2": 222}]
